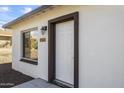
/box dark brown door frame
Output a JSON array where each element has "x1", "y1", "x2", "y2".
[{"x1": 48, "y1": 12, "x2": 79, "y2": 88}]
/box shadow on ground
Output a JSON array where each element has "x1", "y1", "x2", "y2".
[{"x1": 0, "y1": 63, "x2": 33, "y2": 88}]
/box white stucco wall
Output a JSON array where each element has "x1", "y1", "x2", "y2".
[{"x1": 11, "y1": 5, "x2": 124, "y2": 88}]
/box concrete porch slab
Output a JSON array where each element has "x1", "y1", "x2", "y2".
[{"x1": 13, "y1": 78, "x2": 61, "y2": 88}]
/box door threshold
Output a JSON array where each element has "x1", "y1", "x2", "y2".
[{"x1": 52, "y1": 79, "x2": 74, "y2": 88}]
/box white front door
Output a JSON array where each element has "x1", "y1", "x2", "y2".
[{"x1": 55, "y1": 20, "x2": 74, "y2": 85}]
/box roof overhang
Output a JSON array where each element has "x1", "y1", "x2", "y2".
[{"x1": 2, "y1": 5, "x2": 55, "y2": 29}]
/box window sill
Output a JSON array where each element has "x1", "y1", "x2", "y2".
[{"x1": 20, "y1": 58, "x2": 38, "y2": 65}]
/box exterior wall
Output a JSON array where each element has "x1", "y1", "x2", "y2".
[{"x1": 12, "y1": 5, "x2": 124, "y2": 88}]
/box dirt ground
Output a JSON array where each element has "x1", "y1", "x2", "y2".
[{"x1": 0, "y1": 63, "x2": 33, "y2": 88}]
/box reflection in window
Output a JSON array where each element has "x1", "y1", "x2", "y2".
[{"x1": 23, "y1": 30, "x2": 38, "y2": 61}]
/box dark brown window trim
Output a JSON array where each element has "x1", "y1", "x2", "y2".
[
  {"x1": 21, "y1": 27, "x2": 38, "y2": 65},
  {"x1": 48, "y1": 12, "x2": 79, "y2": 88},
  {"x1": 21, "y1": 27, "x2": 38, "y2": 32},
  {"x1": 20, "y1": 58, "x2": 38, "y2": 65}
]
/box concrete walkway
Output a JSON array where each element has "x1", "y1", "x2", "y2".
[{"x1": 13, "y1": 78, "x2": 61, "y2": 88}]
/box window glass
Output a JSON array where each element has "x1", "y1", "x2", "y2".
[{"x1": 23, "y1": 30, "x2": 38, "y2": 61}]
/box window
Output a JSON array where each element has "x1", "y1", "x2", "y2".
[{"x1": 21, "y1": 27, "x2": 38, "y2": 65}]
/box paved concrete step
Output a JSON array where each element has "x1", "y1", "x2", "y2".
[{"x1": 13, "y1": 78, "x2": 60, "y2": 88}]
